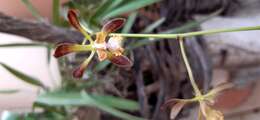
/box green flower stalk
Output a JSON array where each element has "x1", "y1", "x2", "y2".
[
  {"x1": 178, "y1": 37, "x2": 201, "y2": 96},
  {"x1": 110, "y1": 25, "x2": 260, "y2": 39}
]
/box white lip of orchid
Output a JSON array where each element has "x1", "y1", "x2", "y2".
[
  {"x1": 107, "y1": 36, "x2": 123, "y2": 51},
  {"x1": 93, "y1": 42, "x2": 107, "y2": 50}
]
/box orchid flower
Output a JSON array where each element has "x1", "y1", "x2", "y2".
[
  {"x1": 162, "y1": 83, "x2": 233, "y2": 120},
  {"x1": 53, "y1": 9, "x2": 133, "y2": 78}
]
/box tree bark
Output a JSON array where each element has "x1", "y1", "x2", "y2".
[{"x1": 0, "y1": 12, "x2": 83, "y2": 44}]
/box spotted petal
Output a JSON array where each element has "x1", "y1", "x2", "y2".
[
  {"x1": 102, "y1": 18, "x2": 125, "y2": 33},
  {"x1": 54, "y1": 43, "x2": 92, "y2": 58},
  {"x1": 109, "y1": 55, "x2": 133, "y2": 68}
]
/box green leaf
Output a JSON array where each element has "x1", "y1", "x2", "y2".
[
  {"x1": 32, "y1": 102, "x2": 66, "y2": 116},
  {"x1": 127, "y1": 39, "x2": 154, "y2": 50},
  {"x1": 21, "y1": 0, "x2": 43, "y2": 21},
  {"x1": 46, "y1": 45, "x2": 52, "y2": 64},
  {"x1": 161, "y1": 9, "x2": 223, "y2": 34},
  {"x1": 0, "y1": 63, "x2": 46, "y2": 89},
  {"x1": 79, "y1": 19, "x2": 95, "y2": 34},
  {"x1": 0, "y1": 43, "x2": 47, "y2": 47},
  {"x1": 90, "y1": 0, "x2": 114, "y2": 24},
  {"x1": 36, "y1": 91, "x2": 89, "y2": 106},
  {"x1": 37, "y1": 91, "x2": 139, "y2": 110},
  {"x1": 142, "y1": 17, "x2": 165, "y2": 33},
  {"x1": 0, "y1": 89, "x2": 19, "y2": 94},
  {"x1": 92, "y1": 94, "x2": 139, "y2": 111},
  {"x1": 37, "y1": 91, "x2": 143, "y2": 120},
  {"x1": 23, "y1": 114, "x2": 36, "y2": 120},
  {"x1": 122, "y1": 12, "x2": 138, "y2": 33},
  {"x1": 52, "y1": 0, "x2": 61, "y2": 26},
  {"x1": 81, "y1": 92, "x2": 144, "y2": 120},
  {"x1": 93, "y1": 60, "x2": 110, "y2": 72},
  {"x1": 90, "y1": 0, "x2": 125, "y2": 24},
  {"x1": 1, "y1": 111, "x2": 20, "y2": 120},
  {"x1": 105, "y1": 0, "x2": 125, "y2": 12},
  {"x1": 103, "y1": 0, "x2": 160, "y2": 19}
]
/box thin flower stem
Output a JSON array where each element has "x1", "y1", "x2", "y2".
[
  {"x1": 85, "y1": 50, "x2": 96, "y2": 64},
  {"x1": 179, "y1": 37, "x2": 202, "y2": 96},
  {"x1": 80, "y1": 28, "x2": 94, "y2": 45},
  {"x1": 81, "y1": 38, "x2": 87, "y2": 45},
  {"x1": 110, "y1": 26, "x2": 260, "y2": 39}
]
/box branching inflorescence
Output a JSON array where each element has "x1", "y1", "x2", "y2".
[
  {"x1": 54, "y1": 9, "x2": 133, "y2": 78},
  {"x1": 53, "y1": 9, "x2": 260, "y2": 120}
]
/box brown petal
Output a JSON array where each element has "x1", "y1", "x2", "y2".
[
  {"x1": 73, "y1": 66, "x2": 85, "y2": 78},
  {"x1": 101, "y1": 18, "x2": 125, "y2": 33},
  {"x1": 109, "y1": 55, "x2": 133, "y2": 68},
  {"x1": 72, "y1": 51, "x2": 95, "y2": 78},
  {"x1": 170, "y1": 102, "x2": 186, "y2": 120},
  {"x1": 161, "y1": 98, "x2": 188, "y2": 120},
  {"x1": 67, "y1": 9, "x2": 82, "y2": 31},
  {"x1": 161, "y1": 98, "x2": 188, "y2": 109},
  {"x1": 54, "y1": 43, "x2": 92, "y2": 58}
]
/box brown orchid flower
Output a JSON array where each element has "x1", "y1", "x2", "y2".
[
  {"x1": 162, "y1": 83, "x2": 233, "y2": 120},
  {"x1": 53, "y1": 9, "x2": 133, "y2": 78}
]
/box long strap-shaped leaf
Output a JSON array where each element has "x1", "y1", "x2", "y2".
[
  {"x1": 0, "y1": 63, "x2": 46, "y2": 89},
  {"x1": 103, "y1": 0, "x2": 160, "y2": 19},
  {"x1": 36, "y1": 91, "x2": 144, "y2": 120}
]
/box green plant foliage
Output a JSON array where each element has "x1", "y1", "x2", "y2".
[
  {"x1": 46, "y1": 45, "x2": 53, "y2": 64},
  {"x1": 142, "y1": 17, "x2": 166, "y2": 33},
  {"x1": 36, "y1": 91, "x2": 90, "y2": 106},
  {"x1": 32, "y1": 102, "x2": 67, "y2": 117},
  {"x1": 52, "y1": 0, "x2": 61, "y2": 25},
  {"x1": 36, "y1": 91, "x2": 139, "y2": 110},
  {"x1": 1, "y1": 111, "x2": 21, "y2": 120},
  {"x1": 5, "y1": 0, "x2": 258, "y2": 120},
  {"x1": 91, "y1": 94, "x2": 139, "y2": 111},
  {"x1": 0, "y1": 89, "x2": 19, "y2": 94},
  {"x1": 103, "y1": 0, "x2": 160, "y2": 19},
  {"x1": 81, "y1": 92, "x2": 144, "y2": 120},
  {"x1": 93, "y1": 60, "x2": 110, "y2": 72},
  {"x1": 122, "y1": 12, "x2": 138, "y2": 33},
  {"x1": 37, "y1": 91, "x2": 143, "y2": 120},
  {"x1": 21, "y1": 0, "x2": 43, "y2": 21},
  {"x1": 0, "y1": 43, "x2": 47, "y2": 47},
  {"x1": 0, "y1": 63, "x2": 46, "y2": 89},
  {"x1": 89, "y1": 0, "x2": 117, "y2": 24}
]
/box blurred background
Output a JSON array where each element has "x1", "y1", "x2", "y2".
[{"x1": 0, "y1": 0, "x2": 260, "y2": 120}]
